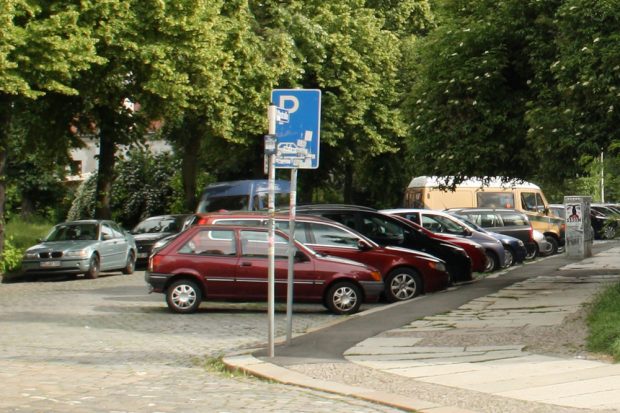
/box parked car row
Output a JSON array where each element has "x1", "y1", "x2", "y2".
[
  {"x1": 19, "y1": 202, "x2": 562, "y2": 316},
  {"x1": 141, "y1": 204, "x2": 559, "y2": 315}
]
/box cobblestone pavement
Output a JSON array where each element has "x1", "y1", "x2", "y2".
[{"x1": 0, "y1": 272, "x2": 400, "y2": 413}]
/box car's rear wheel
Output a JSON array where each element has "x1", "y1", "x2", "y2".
[
  {"x1": 503, "y1": 247, "x2": 514, "y2": 267},
  {"x1": 122, "y1": 251, "x2": 135, "y2": 274},
  {"x1": 484, "y1": 251, "x2": 499, "y2": 272},
  {"x1": 85, "y1": 255, "x2": 100, "y2": 279},
  {"x1": 325, "y1": 282, "x2": 362, "y2": 315},
  {"x1": 385, "y1": 268, "x2": 421, "y2": 302},
  {"x1": 545, "y1": 236, "x2": 559, "y2": 255},
  {"x1": 166, "y1": 279, "x2": 202, "y2": 314}
]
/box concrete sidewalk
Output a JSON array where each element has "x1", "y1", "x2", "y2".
[{"x1": 225, "y1": 246, "x2": 620, "y2": 412}]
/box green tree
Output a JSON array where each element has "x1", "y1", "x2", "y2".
[
  {"x1": 527, "y1": 0, "x2": 620, "y2": 183},
  {"x1": 272, "y1": 0, "x2": 413, "y2": 205},
  {"x1": 403, "y1": 0, "x2": 620, "y2": 190},
  {"x1": 403, "y1": 0, "x2": 560, "y2": 184},
  {"x1": 163, "y1": 0, "x2": 298, "y2": 211},
  {"x1": 0, "y1": 0, "x2": 101, "y2": 259}
]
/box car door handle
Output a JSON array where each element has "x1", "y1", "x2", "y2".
[{"x1": 241, "y1": 262, "x2": 252, "y2": 267}]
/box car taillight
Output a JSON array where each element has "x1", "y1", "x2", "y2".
[{"x1": 148, "y1": 254, "x2": 162, "y2": 272}]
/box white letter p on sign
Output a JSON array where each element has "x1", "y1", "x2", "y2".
[{"x1": 278, "y1": 96, "x2": 299, "y2": 114}]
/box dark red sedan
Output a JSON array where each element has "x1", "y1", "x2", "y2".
[
  {"x1": 145, "y1": 225, "x2": 384, "y2": 315},
  {"x1": 193, "y1": 212, "x2": 451, "y2": 302}
]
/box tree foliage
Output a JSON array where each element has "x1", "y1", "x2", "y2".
[
  {"x1": 0, "y1": 0, "x2": 101, "y2": 258},
  {"x1": 404, "y1": 0, "x2": 620, "y2": 189}
]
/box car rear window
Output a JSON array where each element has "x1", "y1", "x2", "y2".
[
  {"x1": 179, "y1": 229, "x2": 236, "y2": 256},
  {"x1": 500, "y1": 213, "x2": 528, "y2": 226}
]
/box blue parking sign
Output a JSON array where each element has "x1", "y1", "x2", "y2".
[{"x1": 271, "y1": 89, "x2": 321, "y2": 169}]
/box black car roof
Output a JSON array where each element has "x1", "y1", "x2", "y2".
[{"x1": 292, "y1": 204, "x2": 378, "y2": 212}]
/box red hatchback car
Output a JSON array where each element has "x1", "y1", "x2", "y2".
[
  {"x1": 193, "y1": 212, "x2": 451, "y2": 302},
  {"x1": 145, "y1": 225, "x2": 384, "y2": 315}
]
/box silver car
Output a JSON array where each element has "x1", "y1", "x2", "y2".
[{"x1": 21, "y1": 220, "x2": 137, "y2": 279}]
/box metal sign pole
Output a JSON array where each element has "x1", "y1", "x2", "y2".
[
  {"x1": 285, "y1": 168, "x2": 297, "y2": 344},
  {"x1": 267, "y1": 104, "x2": 277, "y2": 358}
]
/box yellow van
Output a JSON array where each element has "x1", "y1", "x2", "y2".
[{"x1": 404, "y1": 176, "x2": 565, "y2": 253}]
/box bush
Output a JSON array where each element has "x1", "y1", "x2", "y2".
[
  {"x1": 67, "y1": 148, "x2": 182, "y2": 228},
  {"x1": 67, "y1": 174, "x2": 97, "y2": 221},
  {"x1": 1, "y1": 217, "x2": 53, "y2": 276},
  {"x1": 0, "y1": 237, "x2": 24, "y2": 274},
  {"x1": 112, "y1": 149, "x2": 180, "y2": 227}
]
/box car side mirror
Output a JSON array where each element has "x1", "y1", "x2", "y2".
[
  {"x1": 294, "y1": 250, "x2": 310, "y2": 263},
  {"x1": 463, "y1": 228, "x2": 472, "y2": 236},
  {"x1": 357, "y1": 239, "x2": 372, "y2": 251},
  {"x1": 102, "y1": 234, "x2": 113, "y2": 241}
]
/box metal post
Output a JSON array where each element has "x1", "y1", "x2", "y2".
[
  {"x1": 267, "y1": 104, "x2": 277, "y2": 358},
  {"x1": 285, "y1": 168, "x2": 297, "y2": 344}
]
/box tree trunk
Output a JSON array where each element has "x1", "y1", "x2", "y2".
[
  {"x1": 94, "y1": 108, "x2": 117, "y2": 219},
  {"x1": 0, "y1": 94, "x2": 11, "y2": 261},
  {"x1": 343, "y1": 161, "x2": 354, "y2": 203},
  {"x1": 182, "y1": 132, "x2": 200, "y2": 212},
  {"x1": 20, "y1": 196, "x2": 35, "y2": 218}
]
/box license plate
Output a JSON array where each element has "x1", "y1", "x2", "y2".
[
  {"x1": 40, "y1": 261, "x2": 61, "y2": 268},
  {"x1": 138, "y1": 253, "x2": 148, "y2": 258}
]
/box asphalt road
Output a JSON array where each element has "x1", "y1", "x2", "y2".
[{"x1": 259, "y1": 241, "x2": 619, "y2": 364}]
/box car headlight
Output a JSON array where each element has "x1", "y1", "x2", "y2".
[
  {"x1": 153, "y1": 239, "x2": 168, "y2": 250},
  {"x1": 429, "y1": 261, "x2": 447, "y2": 273},
  {"x1": 65, "y1": 250, "x2": 89, "y2": 258},
  {"x1": 23, "y1": 252, "x2": 38, "y2": 259}
]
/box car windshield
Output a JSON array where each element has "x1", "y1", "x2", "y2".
[
  {"x1": 453, "y1": 215, "x2": 485, "y2": 232},
  {"x1": 46, "y1": 223, "x2": 98, "y2": 241},
  {"x1": 132, "y1": 217, "x2": 185, "y2": 234}
]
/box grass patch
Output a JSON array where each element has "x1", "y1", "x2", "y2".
[
  {"x1": 194, "y1": 355, "x2": 251, "y2": 378},
  {"x1": 586, "y1": 281, "x2": 620, "y2": 362},
  {"x1": 193, "y1": 355, "x2": 275, "y2": 383},
  {"x1": 6, "y1": 216, "x2": 53, "y2": 249}
]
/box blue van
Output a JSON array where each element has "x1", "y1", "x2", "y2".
[{"x1": 196, "y1": 180, "x2": 291, "y2": 212}]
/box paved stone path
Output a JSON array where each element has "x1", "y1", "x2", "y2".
[
  {"x1": 0, "y1": 272, "x2": 400, "y2": 412},
  {"x1": 345, "y1": 272, "x2": 620, "y2": 411}
]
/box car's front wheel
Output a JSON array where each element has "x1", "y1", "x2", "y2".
[
  {"x1": 603, "y1": 224, "x2": 617, "y2": 240},
  {"x1": 484, "y1": 251, "x2": 499, "y2": 272},
  {"x1": 525, "y1": 243, "x2": 538, "y2": 260},
  {"x1": 166, "y1": 279, "x2": 202, "y2": 314},
  {"x1": 122, "y1": 251, "x2": 135, "y2": 275},
  {"x1": 504, "y1": 247, "x2": 514, "y2": 267},
  {"x1": 325, "y1": 281, "x2": 362, "y2": 315},
  {"x1": 85, "y1": 255, "x2": 100, "y2": 279},
  {"x1": 385, "y1": 268, "x2": 421, "y2": 302}
]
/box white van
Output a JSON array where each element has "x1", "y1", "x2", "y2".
[{"x1": 404, "y1": 176, "x2": 565, "y2": 253}]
